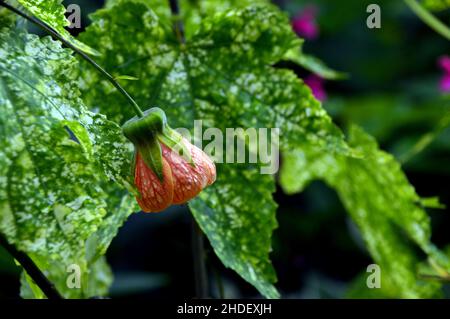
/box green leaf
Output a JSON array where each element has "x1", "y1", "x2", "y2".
[
  {"x1": 419, "y1": 197, "x2": 446, "y2": 209},
  {"x1": 0, "y1": 4, "x2": 17, "y2": 26},
  {"x1": 92, "y1": 191, "x2": 138, "y2": 258},
  {"x1": 422, "y1": 0, "x2": 450, "y2": 11},
  {"x1": 345, "y1": 271, "x2": 434, "y2": 298},
  {"x1": 114, "y1": 75, "x2": 139, "y2": 81},
  {"x1": 0, "y1": 26, "x2": 135, "y2": 298},
  {"x1": 79, "y1": 1, "x2": 349, "y2": 297},
  {"x1": 189, "y1": 163, "x2": 279, "y2": 298},
  {"x1": 13, "y1": 0, "x2": 98, "y2": 55},
  {"x1": 20, "y1": 271, "x2": 46, "y2": 299},
  {"x1": 280, "y1": 125, "x2": 448, "y2": 298},
  {"x1": 105, "y1": 0, "x2": 270, "y2": 38},
  {"x1": 80, "y1": 2, "x2": 347, "y2": 152},
  {"x1": 20, "y1": 256, "x2": 113, "y2": 299}
]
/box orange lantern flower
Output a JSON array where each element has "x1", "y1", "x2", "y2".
[{"x1": 123, "y1": 108, "x2": 216, "y2": 212}]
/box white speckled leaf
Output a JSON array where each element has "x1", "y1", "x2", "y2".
[
  {"x1": 280, "y1": 125, "x2": 449, "y2": 298},
  {"x1": 79, "y1": 2, "x2": 347, "y2": 154},
  {"x1": 79, "y1": 2, "x2": 349, "y2": 297},
  {"x1": 13, "y1": 0, "x2": 98, "y2": 55},
  {"x1": 0, "y1": 26, "x2": 135, "y2": 298},
  {"x1": 189, "y1": 163, "x2": 278, "y2": 298},
  {"x1": 105, "y1": 0, "x2": 269, "y2": 38}
]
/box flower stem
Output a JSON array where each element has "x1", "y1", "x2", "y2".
[
  {"x1": 404, "y1": 0, "x2": 450, "y2": 41},
  {"x1": 0, "y1": 233, "x2": 63, "y2": 299},
  {"x1": 0, "y1": 0, "x2": 144, "y2": 118},
  {"x1": 167, "y1": 0, "x2": 208, "y2": 297},
  {"x1": 191, "y1": 216, "x2": 209, "y2": 298}
]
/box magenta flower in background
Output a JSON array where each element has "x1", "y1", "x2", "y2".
[
  {"x1": 304, "y1": 74, "x2": 327, "y2": 101},
  {"x1": 440, "y1": 74, "x2": 450, "y2": 92},
  {"x1": 438, "y1": 55, "x2": 450, "y2": 73},
  {"x1": 291, "y1": 5, "x2": 319, "y2": 40},
  {"x1": 438, "y1": 55, "x2": 450, "y2": 93},
  {"x1": 292, "y1": 5, "x2": 326, "y2": 101}
]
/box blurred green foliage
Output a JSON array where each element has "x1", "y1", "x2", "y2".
[
  {"x1": 1, "y1": 0, "x2": 450, "y2": 299},
  {"x1": 278, "y1": 0, "x2": 450, "y2": 298},
  {"x1": 423, "y1": 0, "x2": 450, "y2": 11}
]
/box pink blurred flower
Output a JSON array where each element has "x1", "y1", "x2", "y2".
[
  {"x1": 438, "y1": 55, "x2": 450, "y2": 73},
  {"x1": 304, "y1": 74, "x2": 327, "y2": 101},
  {"x1": 440, "y1": 74, "x2": 450, "y2": 92},
  {"x1": 438, "y1": 55, "x2": 450, "y2": 93},
  {"x1": 291, "y1": 5, "x2": 319, "y2": 40}
]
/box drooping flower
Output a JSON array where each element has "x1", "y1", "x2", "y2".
[
  {"x1": 304, "y1": 74, "x2": 327, "y2": 101},
  {"x1": 438, "y1": 55, "x2": 450, "y2": 93},
  {"x1": 122, "y1": 108, "x2": 216, "y2": 212},
  {"x1": 162, "y1": 141, "x2": 216, "y2": 205},
  {"x1": 291, "y1": 5, "x2": 319, "y2": 40}
]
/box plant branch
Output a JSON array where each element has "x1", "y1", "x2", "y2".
[
  {"x1": 0, "y1": 0, "x2": 144, "y2": 117},
  {"x1": 191, "y1": 216, "x2": 209, "y2": 298},
  {"x1": 168, "y1": 0, "x2": 186, "y2": 44},
  {"x1": 0, "y1": 233, "x2": 63, "y2": 299},
  {"x1": 404, "y1": 0, "x2": 450, "y2": 41}
]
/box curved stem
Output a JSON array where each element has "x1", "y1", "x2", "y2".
[
  {"x1": 400, "y1": 110, "x2": 450, "y2": 163},
  {"x1": 404, "y1": 0, "x2": 450, "y2": 41},
  {"x1": 0, "y1": 234, "x2": 63, "y2": 299},
  {"x1": 0, "y1": 0, "x2": 144, "y2": 117}
]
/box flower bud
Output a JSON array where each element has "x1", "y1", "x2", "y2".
[{"x1": 122, "y1": 107, "x2": 216, "y2": 212}]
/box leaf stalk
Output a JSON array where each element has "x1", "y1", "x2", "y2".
[
  {"x1": 0, "y1": 233, "x2": 63, "y2": 299},
  {"x1": 404, "y1": 0, "x2": 450, "y2": 41}
]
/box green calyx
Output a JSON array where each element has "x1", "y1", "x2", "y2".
[{"x1": 122, "y1": 107, "x2": 194, "y2": 181}]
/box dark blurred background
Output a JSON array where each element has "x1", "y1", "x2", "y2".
[{"x1": 1, "y1": 0, "x2": 449, "y2": 298}]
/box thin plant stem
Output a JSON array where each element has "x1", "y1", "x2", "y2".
[
  {"x1": 212, "y1": 265, "x2": 225, "y2": 299},
  {"x1": 400, "y1": 111, "x2": 450, "y2": 163},
  {"x1": 404, "y1": 0, "x2": 450, "y2": 41},
  {"x1": 0, "y1": 0, "x2": 144, "y2": 117},
  {"x1": 191, "y1": 216, "x2": 209, "y2": 298},
  {"x1": 166, "y1": 0, "x2": 208, "y2": 298},
  {"x1": 0, "y1": 233, "x2": 63, "y2": 299}
]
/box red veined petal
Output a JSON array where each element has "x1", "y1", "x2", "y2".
[
  {"x1": 162, "y1": 139, "x2": 216, "y2": 204},
  {"x1": 135, "y1": 152, "x2": 174, "y2": 212}
]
